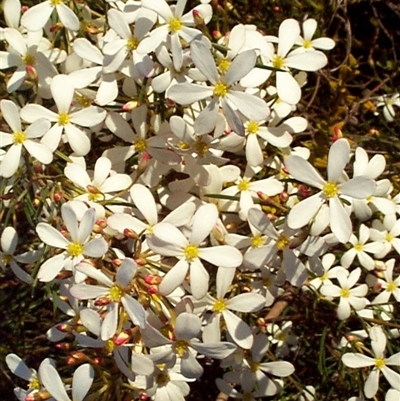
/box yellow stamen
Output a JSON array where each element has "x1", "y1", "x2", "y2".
[
  {"x1": 213, "y1": 82, "x2": 228, "y2": 97},
  {"x1": 108, "y1": 284, "x2": 124, "y2": 302},
  {"x1": 237, "y1": 179, "x2": 250, "y2": 192},
  {"x1": 13, "y1": 131, "x2": 26, "y2": 144},
  {"x1": 323, "y1": 182, "x2": 338, "y2": 198},
  {"x1": 184, "y1": 244, "x2": 199, "y2": 262},
  {"x1": 246, "y1": 120, "x2": 259, "y2": 135},
  {"x1": 66, "y1": 242, "x2": 83, "y2": 257},
  {"x1": 169, "y1": 18, "x2": 182, "y2": 33},
  {"x1": 340, "y1": 288, "x2": 350, "y2": 298},
  {"x1": 375, "y1": 358, "x2": 385, "y2": 370},
  {"x1": 387, "y1": 281, "x2": 397, "y2": 292},
  {"x1": 23, "y1": 53, "x2": 35, "y2": 66},
  {"x1": 127, "y1": 37, "x2": 139, "y2": 50},
  {"x1": 58, "y1": 112, "x2": 70, "y2": 126},
  {"x1": 276, "y1": 235, "x2": 289, "y2": 251},
  {"x1": 134, "y1": 139, "x2": 147, "y2": 152},
  {"x1": 218, "y1": 58, "x2": 231, "y2": 74},
  {"x1": 212, "y1": 299, "x2": 227, "y2": 313},
  {"x1": 272, "y1": 55, "x2": 285, "y2": 69},
  {"x1": 173, "y1": 339, "x2": 189, "y2": 357},
  {"x1": 194, "y1": 139, "x2": 208, "y2": 157},
  {"x1": 303, "y1": 39, "x2": 312, "y2": 49}
]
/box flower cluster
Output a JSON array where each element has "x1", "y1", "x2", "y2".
[{"x1": 2, "y1": 0, "x2": 399, "y2": 400}]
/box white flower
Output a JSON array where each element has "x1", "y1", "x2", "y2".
[
  {"x1": 20, "y1": 74, "x2": 106, "y2": 156},
  {"x1": 342, "y1": 326, "x2": 400, "y2": 398},
  {"x1": 147, "y1": 203, "x2": 243, "y2": 299},
  {"x1": 372, "y1": 259, "x2": 400, "y2": 305},
  {"x1": 0, "y1": 99, "x2": 52, "y2": 178},
  {"x1": 309, "y1": 253, "x2": 347, "y2": 290},
  {"x1": 168, "y1": 40, "x2": 270, "y2": 135},
  {"x1": 340, "y1": 224, "x2": 382, "y2": 270},
  {"x1": 38, "y1": 360, "x2": 94, "y2": 401},
  {"x1": 294, "y1": 18, "x2": 335, "y2": 52},
  {"x1": 70, "y1": 258, "x2": 147, "y2": 338},
  {"x1": 376, "y1": 93, "x2": 400, "y2": 122},
  {"x1": 0, "y1": 226, "x2": 41, "y2": 284},
  {"x1": 201, "y1": 267, "x2": 265, "y2": 349},
  {"x1": 142, "y1": 312, "x2": 237, "y2": 379},
  {"x1": 21, "y1": 0, "x2": 80, "y2": 31},
  {"x1": 36, "y1": 202, "x2": 108, "y2": 282},
  {"x1": 284, "y1": 139, "x2": 376, "y2": 243},
  {"x1": 370, "y1": 214, "x2": 400, "y2": 258},
  {"x1": 320, "y1": 267, "x2": 368, "y2": 320}
]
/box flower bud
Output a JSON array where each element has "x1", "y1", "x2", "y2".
[
  {"x1": 297, "y1": 184, "x2": 311, "y2": 199},
  {"x1": 25, "y1": 391, "x2": 52, "y2": 401},
  {"x1": 192, "y1": 9, "x2": 205, "y2": 26},
  {"x1": 144, "y1": 275, "x2": 162, "y2": 285},
  {"x1": 123, "y1": 228, "x2": 138, "y2": 239},
  {"x1": 25, "y1": 65, "x2": 38, "y2": 81},
  {"x1": 122, "y1": 100, "x2": 138, "y2": 112},
  {"x1": 66, "y1": 352, "x2": 88, "y2": 365},
  {"x1": 53, "y1": 192, "x2": 63, "y2": 202}
]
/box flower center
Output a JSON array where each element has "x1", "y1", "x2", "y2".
[
  {"x1": 218, "y1": 58, "x2": 231, "y2": 74},
  {"x1": 212, "y1": 299, "x2": 227, "y2": 313},
  {"x1": 323, "y1": 182, "x2": 338, "y2": 198},
  {"x1": 1, "y1": 254, "x2": 13, "y2": 266},
  {"x1": 156, "y1": 371, "x2": 170, "y2": 386},
  {"x1": 105, "y1": 339, "x2": 115, "y2": 353},
  {"x1": 178, "y1": 141, "x2": 190, "y2": 150},
  {"x1": 173, "y1": 339, "x2": 189, "y2": 357},
  {"x1": 23, "y1": 53, "x2": 36, "y2": 66},
  {"x1": 385, "y1": 233, "x2": 393, "y2": 242},
  {"x1": 184, "y1": 244, "x2": 199, "y2": 261},
  {"x1": 251, "y1": 235, "x2": 264, "y2": 248},
  {"x1": 66, "y1": 242, "x2": 83, "y2": 257},
  {"x1": 169, "y1": 17, "x2": 182, "y2": 33},
  {"x1": 238, "y1": 179, "x2": 250, "y2": 192},
  {"x1": 246, "y1": 120, "x2": 259, "y2": 135},
  {"x1": 250, "y1": 361, "x2": 260, "y2": 372},
  {"x1": 213, "y1": 82, "x2": 228, "y2": 98},
  {"x1": 276, "y1": 235, "x2": 289, "y2": 251},
  {"x1": 303, "y1": 39, "x2": 312, "y2": 49},
  {"x1": 194, "y1": 139, "x2": 208, "y2": 157},
  {"x1": 50, "y1": 0, "x2": 62, "y2": 5},
  {"x1": 76, "y1": 94, "x2": 91, "y2": 108},
  {"x1": 58, "y1": 112, "x2": 70, "y2": 126},
  {"x1": 127, "y1": 37, "x2": 139, "y2": 50},
  {"x1": 28, "y1": 375, "x2": 41, "y2": 390},
  {"x1": 108, "y1": 284, "x2": 124, "y2": 302},
  {"x1": 340, "y1": 288, "x2": 350, "y2": 298},
  {"x1": 387, "y1": 281, "x2": 397, "y2": 292},
  {"x1": 375, "y1": 358, "x2": 385, "y2": 370},
  {"x1": 354, "y1": 243, "x2": 363, "y2": 251},
  {"x1": 134, "y1": 139, "x2": 147, "y2": 152},
  {"x1": 13, "y1": 131, "x2": 26, "y2": 144},
  {"x1": 272, "y1": 55, "x2": 285, "y2": 69}
]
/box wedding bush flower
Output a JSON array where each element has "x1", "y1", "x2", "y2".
[{"x1": 2, "y1": 1, "x2": 399, "y2": 400}]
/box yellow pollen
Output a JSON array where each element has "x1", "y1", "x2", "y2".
[
  {"x1": 105, "y1": 339, "x2": 115, "y2": 353},
  {"x1": 23, "y1": 53, "x2": 35, "y2": 66},
  {"x1": 76, "y1": 94, "x2": 91, "y2": 108},
  {"x1": 194, "y1": 139, "x2": 208, "y2": 157},
  {"x1": 178, "y1": 141, "x2": 190, "y2": 150},
  {"x1": 127, "y1": 37, "x2": 139, "y2": 50},
  {"x1": 66, "y1": 242, "x2": 83, "y2": 257},
  {"x1": 169, "y1": 17, "x2": 182, "y2": 33},
  {"x1": 13, "y1": 131, "x2": 26, "y2": 144},
  {"x1": 58, "y1": 112, "x2": 70, "y2": 126},
  {"x1": 213, "y1": 82, "x2": 228, "y2": 97},
  {"x1": 1, "y1": 254, "x2": 13, "y2": 265},
  {"x1": 184, "y1": 244, "x2": 199, "y2": 261},
  {"x1": 375, "y1": 358, "x2": 385, "y2": 370},
  {"x1": 108, "y1": 284, "x2": 124, "y2": 302},
  {"x1": 212, "y1": 299, "x2": 227, "y2": 313},
  {"x1": 277, "y1": 331, "x2": 287, "y2": 342},
  {"x1": 146, "y1": 226, "x2": 154, "y2": 236},
  {"x1": 88, "y1": 192, "x2": 102, "y2": 201},
  {"x1": 272, "y1": 55, "x2": 285, "y2": 69},
  {"x1": 156, "y1": 371, "x2": 170, "y2": 386},
  {"x1": 385, "y1": 233, "x2": 393, "y2": 242},
  {"x1": 218, "y1": 58, "x2": 231, "y2": 74},
  {"x1": 323, "y1": 182, "x2": 338, "y2": 198},
  {"x1": 246, "y1": 120, "x2": 259, "y2": 135},
  {"x1": 251, "y1": 235, "x2": 264, "y2": 248},
  {"x1": 134, "y1": 139, "x2": 147, "y2": 152},
  {"x1": 28, "y1": 376, "x2": 41, "y2": 390},
  {"x1": 354, "y1": 243, "x2": 363, "y2": 252},
  {"x1": 340, "y1": 288, "x2": 350, "y2": 298},
  {"x1": 237, "y1": 179, "x2": 250, "y2": 192},
  {"x1": 387, "y1": 281, "x2": 397, "y2": 292},
  {"x1": 276, "y1": 235, "x2": 289, "y2": 251},
  {"x1": 173, "y1": 339, "x2": 189, "y2": 357},
  {"x1": 303, "y1": 39, "x2": 312, "y2": 49},
  {"x1": 50, "y1": 0, "x2": 62, "y2": 5},
  {"x1": 320, "y1": 272, "x2": 328, "y2": 281},
  {"x1": 250, "y1": 361, "x2": 260, "y2": 372}
]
